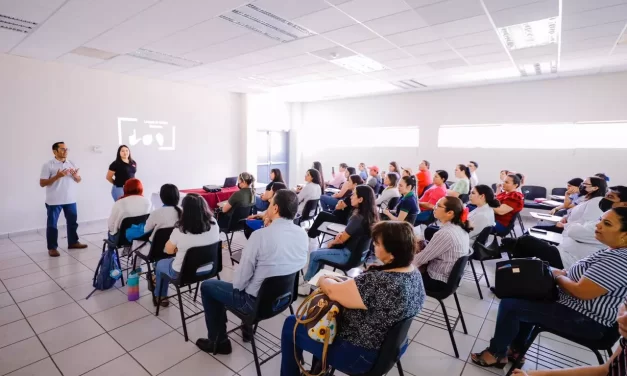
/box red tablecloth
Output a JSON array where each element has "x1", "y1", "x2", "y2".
[{"x1": 180, "y1": 186, "x2": 239, "y2": 209}]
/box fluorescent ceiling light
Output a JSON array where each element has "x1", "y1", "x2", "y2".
[
  {"x1": 499, "y1": 17, "x2": 560, "y2": 51},
  {"x1": 518, "y1": 61, "x2": 557, "y2": 76},
  {"x1": 330, "y1": 55, "x2": 387, "y2": 73},
  {"x1": 127, "y1": 49, "x2": 202, "y2": 68}
]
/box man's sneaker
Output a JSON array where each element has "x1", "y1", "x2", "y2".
[
  {"x1": 48, "y1": 249, "x2": 60, "y2": 257},
  {"x1": 196, "y1": 338, "x2": 232, "y2": 355},
  {"x1": 68, "y1": 242, "x2": 88, "y2": 249}
]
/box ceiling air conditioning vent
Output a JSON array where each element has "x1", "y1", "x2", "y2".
[
  {"x1": 127, "y1": 49, "x2": 202, "y2": 68},
  {"x1": 391, "y1": 79, "x2": 427, "y2": 90},
  {"x1": 0, "y1": 14, "x2": 37, "y2": 34},
  {"x1": 219, "y1": 4, "x2": 315, "y2": 43}
]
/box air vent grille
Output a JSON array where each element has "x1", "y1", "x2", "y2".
[
  {"x1": 0, "y1": 14, "x2": 37, "y2": 34},
  {"x1": 391, "y1": 79, "x2": 427, "y2": 90},
  {"x1": 127, "y1": 49, "x2": 202, "y2": 68}
]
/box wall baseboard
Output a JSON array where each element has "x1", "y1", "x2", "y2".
[{"x1": 1, "y1": 218, "x2": 108, "y2": 240}]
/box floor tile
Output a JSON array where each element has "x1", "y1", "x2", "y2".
[
  {"x1": 0, "y1": 257, "x2": 33, "y2": 272},
  {"x1": 63, "y1": 282, "x2": 106, "y2": 300},
  {"x1": 0, "y1": 292, "x2": 14, "y2": 308},
  {"x1": 109, "y1": 316, "x2": 172, "y2": 351},
  {"x1": 477, "y1": 319, "x2": 496, "y2": 342},
  {"x1": 9, "y1": 281, "x2": 61, "y2": 303},
  {"x1": 5, "y1": 357, "x2": 61, "y2": 376},
  {"x1": 160, "y1": 351, "x2": 235, "y2": 376},
  {"x1": 28, "y1": 251, "x2": 70, "y2": 263},
  {"x1": 43, "y1": 263, "x2": 89, "y2": 279},
  {"x1": 0, "y1": 337, "x2": 48, "y2": 375},
  {"x1": 39, "y1": 316, "x2": 105, "y2": 355},
  {"x1": 10, "y1": 233, "x2": 45, "y2": 243},
  {"x1": 414, "y1": 324, "x2": 477, "y2": 359},
  {"x1": 2, "y1": 272, "x2": 51, "y2": 291},
  {"x1": 77, "y1": 289, "x2": 128, "y2": 314},
  {"x1": 0, "y1": 320, "x2": 35, "y2": 349},
  {"x1": 206, "y1": 338, "x2": 255, "y2": 373},
  {"x1": 130, "y1": 331, "x2": 199, "y2": 375},
  {"x1": 0, "y1": 252, "x2": 26, "y2": 263},
  {"x1": 17, "y1": 290, "x2": 73, "y2": 317},
  {"x1": 82, "y1": 354, "x2": 150, "y2": 376},
  {"x1": 54, "y1": 270, "x2": 94, "y2": 289},
  {"x1": 0, "y1": 243, "x2": 21, "y2": 254},
  {"x1": 238, "y1": 353, "x2": 280, "y2": 376},
  {"x1": 0, "y1": 305, "x2": 24, "y2": 327},
  {"x1": 52, "y1": 334, "x2": 125, "y2": 376},
  {"x1": 35, "y1": 256, "x2": 79, "y2": 271},
  {"x1": 0, "y1": 264, "x2": 42, "y2": 281},
  {"x1": 65, "y1": 249, "x2": 101, "y2": 262},
  {"x1": 400, "y1": 342, "x2": 467, "y2": 375},
  {"x1": 0, "y1": 282, "x2": 5, "y2": 293},
  {"x1": 27, "y1": 302, "x2": 88, "y2": 334},
  {"x1": 443, "y1": 293, "x2": 493, "y2": 319},
  {"x1": 92, "y1": 301, "x2": 150, "y2": 331}
]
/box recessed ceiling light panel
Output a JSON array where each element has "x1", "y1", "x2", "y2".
[
  {"x1": 128, "y1": 49, "x2": 202, "y2": 68},
  {"x1": 330, "y1": 55, "x2": 387, "y2": 73},
  {"x1": 0, "y1": 13, "x2": 37, "y2": 34},
  {"x1": 518, "y1": 60, "x2": 557, "y2": 76},
  {"x1": 499, "y1": 17, "x2": 560, "y2": 51}
]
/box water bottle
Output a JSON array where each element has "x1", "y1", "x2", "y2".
[{"x1": 127, "y1": 268, "x2": 141, "y2": 301}]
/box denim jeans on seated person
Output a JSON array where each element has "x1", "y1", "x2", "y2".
[
  {"x1": 155, "y1": 258, "x2": 179, "y2": 297},
  {"x1": 320, "y1": 195, "x2": 339, "y2": 212},
  {"x1": 255, "y1": 199, "x2": 269, "y2": 213},
  {"x1": 493, "y1": 222, "x2": 508, "y2": 234},
  {"x1": 304, "y1": 247, "x2": 351, "y2": 281},
  {"x1": 414, "y1": 210, "x2": 434, "y2": 225},
  {"x1": 201, "y1": 279, "x2": 256, "y2": 343},
  {"x1": 281, "y1": 315, "x2": 379, "y2": 376}
]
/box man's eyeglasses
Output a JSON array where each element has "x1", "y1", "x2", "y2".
[{"x1": 57, "y1": 148, "x2": 69, "y2": 152}]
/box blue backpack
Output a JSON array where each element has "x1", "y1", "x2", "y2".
[{"x1": 92, "y1": 249, "x2": 122, "y2": 291}]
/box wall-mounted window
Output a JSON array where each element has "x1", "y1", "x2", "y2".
[
  {"x1": 257, "y1": 130, "x2": 289, "y2": 184},
  {"x1": 438, "y1": 122, "x2": 627, "y2": 149}
]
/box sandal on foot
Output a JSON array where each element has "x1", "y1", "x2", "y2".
[{"x1": 470, "y1": 349, "x2": 507, "y2": 369}]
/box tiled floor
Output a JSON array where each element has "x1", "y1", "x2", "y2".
[{"x1": 0, "y1": 215, "x2": 609, "y2": 375}]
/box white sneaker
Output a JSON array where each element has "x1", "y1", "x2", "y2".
[{"x1": 298, "y1": 282, "x2": 312, "y2": 296}]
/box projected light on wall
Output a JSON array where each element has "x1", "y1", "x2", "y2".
[{"x1": 117, "y1": 117, "x2": 176, "y2": 150}]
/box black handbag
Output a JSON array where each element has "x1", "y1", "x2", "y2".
[{"x1": 494, "y1": 258, "x2": 558, "y2": 301}]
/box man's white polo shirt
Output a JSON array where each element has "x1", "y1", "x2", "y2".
[{"x1": 40, "y1": 158, "x2": 79, "y2": 205}]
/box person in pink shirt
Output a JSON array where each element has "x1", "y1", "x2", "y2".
[
  {"x1": 415, "y1": 170, "x2": 449, "y2": 225},
  {"x1": 327, "y1": 163, "x2": 348, "y2": 189}
]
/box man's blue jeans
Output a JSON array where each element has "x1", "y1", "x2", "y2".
[
  {"x1": 200, "y1": 279, "x2": 256, "y2": 343},
  {"x1": 304, "y1": 248, "x2": 351, "y2": 281},
  {"x1": 45, "y1": 203, "x2": 79, "y2": 250}
]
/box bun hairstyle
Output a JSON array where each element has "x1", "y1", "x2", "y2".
[
  {"x1": 613, "y1": 207, "x2": 627, "y2": 232},
  {"x1": 401, "y1": 175, "x2": 417, "y2": 192},
  {"x1": 239, "y1": 172, "x2": 255, "y2": 204},
  {"x1": 442, "y1": 196, "x2": 473, "y2": 233},
  {"x1": 507, "y1": 173, "x2": 521, "y2": 188},
  {"x1": 474, "y1": 184, "x2": 500, "y2": 208},
  {"x1": 435, "y1": 170, "x2": 448, "y2": 182},
  {"x1": 368, "y1": 221, "x2": 417, "y2": 272}
]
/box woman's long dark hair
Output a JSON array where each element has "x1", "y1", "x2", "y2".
[
  {"x1": 176, "y1": 193, "x2": 214, "y2": 234},
  {"x1": 386, "y1": 172, "x2": 399, "y2": 188},
  {"x1": 160, "y1": 184, "x2": 182, "y2": 219},
  {"x1": 349, "y1": 174, "x2": 364, "y2": 186},
  {"x1": 458, "y1": 163, "x2": 472, "y2": 191},
  {"x1": 368, "y1": 221, "x2": 417, "y2": 272},
  {"x1": 442, "y1": 196, "x2": 472, "y2": 233},
  {"x1": 270, "y1": 168, "x2": 284, "y2": 184},
  {"x1": 474, "y1": 184, "x2": 500, "y2": 208},
  {"x1": 586, "y1": 176, "x2": 607, "y2": 200},
  {"x1": 313, "y1": 161, "x2": 324, "y2": 187},
  {"x1": 613, "y1": 207, "x2": 627, "y2": 232},
  {"x1": 389, "y1": 161, "x2": 399, "y2": 173},
  {"x1": 307, "y1": 168, "x2": 324, "y2": 194},
  {"x1": 271, "y1": 182, "x2": 287, "y2": 192},
  {"x1": 115, "y1": 145, "x2": 135, "y2": 165},
  {"x1": 352, "y1": 185, "x2": 379, "y2": 236}
]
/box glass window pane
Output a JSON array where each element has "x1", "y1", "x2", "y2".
[
  {"x1": 257, "y1": 165, "x2": 270, "y2": 184},
  {"x1": 270, "y1": 163, "x2": 288, "y2": 184},
  {"x1": 257, "y1": 131, "x2": 269, "y2": 164},
  {"x1": 269, "y1": 131, "x2": 288, "y2": 163}
]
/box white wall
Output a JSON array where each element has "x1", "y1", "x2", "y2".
[
  {"x1": 1, "y1": 53, "x2": 244, "y2": 235},
  {"x1": 299, "y1": 73, "x2": 627, "y2": 190}
]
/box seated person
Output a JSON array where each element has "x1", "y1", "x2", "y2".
[
  {"x1": 415, "y1": 170, "x2": 448, "y2": 225},
  {"x1": 375, "y1": 172, "x2": 400, "y2": 209},
  {"x1": 469, "y1": 160, "x2": 479, "y2": 187},
  {"x1": 195, "y1": 190, "x2": 308, "y2": 354},
  {"x1": 303, "y1": 185, "x2": 379, "y2": 282},
  {"x1": 447, "y1": 164, "x2": 472, "y2": 198},
  {"x1": 416, "y1": 160, "x2": 432, "y2": 197},
  {"x1": 217, "y1": 172, "x2": 255, "y2": 229},
  {"x1": 133, "y1": 184, "x2": 181, "y2": 252},
  {"x1": 358, "y1": 162, "x2": 368, "y2": 180},
  {"x1": 412, "y1": 197, "x2": 471, "y2": 292},
  {"x1": 153, "y1": 193, "x2": 219, "y2": 307},
  {"x1": 471, "y1": 207, "x2": 627, "y2": 369},
  {"x1": 388, "y1": 161, "x2": 399, "y2": 175},
  {"x1": 493, "y1": 174, "x2": 525, "y2": 233},
  {"x1": 281, "y1": 221, "x2": 424, "y2": 376},
  {"x1": 512, "y1": 300, "x2": 627, "y2": 376},
  {"x1": 327, "y1": 163, "x2": 348, "y2": 189},
  {"x1": 535, "y1": 176, "x2": 606, "y2": 234},
  {"x1": 320, "y1": 171, "x2": 352, "y2": 212},
  {"x1": 549, "y1": 177, "x2": 584, "y2": 216},
  {"x1": 366, "y1": 165, "x2": 382, "y2": 193},
  {"x1": 382, "y1": 175, "x2": 419, "y2": 223},
  {"x1": 401, "y1": 167, "x2": 413, "y2": 177},
  {"x1": 296, "y1": 169, "x2": 323, "y2": 215},
  {"x1": 495, "y1": 169, "x2": 510, "y2": 194},
  {"x1": 596, "y1": 172, "x2": 610, "y2": 183},
  {"x1": 255, "y1": 168, "x2": 284, "y2": 212},
  {"x1": 467, "y1": 185, "x2": 498, "y2": 246},
  {"x1": 107, "y1": 178, "x2": 151, "y2": 246},
  {"x1": 244, "y1": 183, "x2": 287, "y2": 239}
]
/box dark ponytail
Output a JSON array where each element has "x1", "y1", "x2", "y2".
[
  {"x1": 159, "y1": 184, "x2": 182, "y2": 220},
  {"x1": 458, "y1": 164, "x2": 472, "y2": 191},
  {"x1": 474, "y1": 184, "x2": 500, "y2": 208},
  {"x1": 367, "y1": 221, "x2": 417, "y2": 272},
  {"x1": 443, "y1": 196, "x2": 473, "y2": 233}
]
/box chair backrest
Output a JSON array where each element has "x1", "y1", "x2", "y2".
[
  {"x1": 405, "y1": 212, "x2": 418, "y2": 225},
  {"x1": 491, "y1": 183, "x2": 497, "y2": 192},
  {"x1": 117, "y1": 214, "x2": 150, "y2": 247},
  {"x1": 176, "y1": 241, "x2": 222, "y2": 285},
  {"x1": 459, "y1": 194, "x2": 469, "y2": 204},
  {"x1": 446, "y1": 252, "x2": 472, "y2": 293},
  {"x1": 362, "y1": 317, "x2": 414, "y2": 376},
  {"x1": 522, "y1": 185, "x2": 547, "y2": 200},
  {"x1": 445, "y1": 181, "x2": 453, "y2": 189},
  {"x1": 386, "y1": 197, "x2": 400, "y2": 212},
  {"x1": 300, "y1": 199, "x2": 320, "y2": 222},
  {"x1": 551, "y1": 187, "x2": 567, "y2": 196},
  {"x1": 377, "y1": 184, "x2": 384, "y2": 195},
  {"x1": 253, "y1": 271, "x2": 299, "y2": 321},
  {"x1": 227, "y1": 205, "x2": 253, "y2": 231},
  {"x1": 346, "y1": 236, "x2": 373, "y2": 269},
  {"x1": 147, "y1": 227, "x2": 174, "y2": 262},
  {"x1": 421, "y1": 184, "x2": 433, "y2": 196}
]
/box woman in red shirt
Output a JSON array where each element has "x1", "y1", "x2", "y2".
[{"x1": 493, "y1": 174, "x2": 524, "y2": 233}]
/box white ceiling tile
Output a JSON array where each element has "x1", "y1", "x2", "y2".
[
  {"x1": 466, "y1": 51, "x2": 511, "y2": 64},
  {"x1": 0, "y1": 28, "x2": 28, "y2": 53},
  {"x1": 293, "y1": 7, "x2": 356, "y2": 33},
  {"x1": 482, "y1": 0, "x2": 543, "y2": 13},
  {"x1": 430, "y1": 15, "x2": 493, "y2": 38},
  {"x1": 324, "y1": 68, "x2": 357, "y2": 77},
  {"x1": 414, "y1": 0, "x2": 485, "y2": 25},
  {"x1": 252, "y1": 54, "x2": 322, "y2": 72},
  {"x1": 337, "y1": 0, "x2": 411, "y2": 22},
  {"x1": 184, "y1": 32, "x2": 280, "y2": 63},
  {"x1": 404, "y1": 40, "x2": 452, "y2": 56},
  {"x1": 419, "y1": 49, "x2": 461, "y2": 62},
  {"x1": 143, "y1": 18, "x2": 249, "y2": 56},
  {"x1": 205, "y1": 52, "x2": 279, "y2": 71},
  {"x1": 405, "y1": 0, "x2": 445, "y2": 8},
  {"x1": 510, "y1": 44, "x2": 557, "y2": 63},
  {"x1": 456, "y1": 43, "x2": 505, "y2": 57},
  {"x1": 326, "y1": 0, "x2": 352, "y2": 4},
  {"x1": 447, "y1": 30, "x2": 502, "y2": 48},
  {"x1": 12, "y1": 0, "x2": 159, "y2": 60},
  {"x1": 56, "y1": 53, "x2": 105, "y2": 67},
  {"x1": 427, "y1": 58, "x2": 468, "y2": 70},
  {"x1": 163, "y1": 64, "x2": 227, "y2": 81},
  {"x1": 386, "y1": 27, "x2": 440, "y2": 47},
  {"x1": 562, "y1": 4, "x2": 627, "y2": 30},
  {"x1": 383, "y1": 57, "x2": 422, "y2": 68},
  {"x1": 0, "y1": 0, "x2": 66, "y2": 23},
  {"x1": 561, "y1": 21, "x2": 625, "y2": 44},
  {"x1": 128, "y1": 62, "x2": 183, "y2": 77},
  {"x1": 562, "y1": 0, "x2": 627, "y2": 15},
  {"x1": 253, "y1": 0, "x2": 330, "y2": 20},
  {"x1": 561, "y1": 35, "x2": 617, "y2": 54},
  {"x1": 92, "y1": 55, "x2": 153, "y2": 73},
  {"x1": 491, "y1": 0, "x2": 559, "y2": 28},
  {"x1": 86, "y1": 0, "x2": 247, "y2": 55},
  {"x1": 348, "y1": 38, "x2": 395, "y2": 54},
  {"x1": 307, "y1": 61, "x2": 343, "y2": 72},
  {"x1": 322, "y1": 24, "x2": 378, "y2": 45},
  {"x1": 255, "y1": 36, "x2": 337, "y2": 61},
  {"x1": 366, "y1": 48, "x2": 410, "y2": 61},
  {"x1": 560, "y1": 47, "x2": 612, "y2": 59},
  {"x1": 363, "y1": 10, "x2": 429, "y2": 36}
]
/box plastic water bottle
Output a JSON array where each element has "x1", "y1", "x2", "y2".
[{"x1": 127, "y1": 269, "x2": 141, "y2": 301}]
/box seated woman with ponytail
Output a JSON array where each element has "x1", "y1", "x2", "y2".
[
  {"x1": 467, "y1": 185, "x2": 498, "y2": 245},
  {"x1": 281, "y1": 221, "x2": 424, "y2": 376},
  {"x1": 413, "y1": 196, "x2": 471, "y2": 292},
  {"x1": 447, "y1": 164, "x2": 472, "y2": 197},
  {"x1": 218, "y1": 172, "x2": 255, "y2": 229},
  {"x1": 382, "y1": 175, "x2": 419, "y2": 223}
]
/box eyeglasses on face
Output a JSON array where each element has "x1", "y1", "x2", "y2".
[{"x1": 57, "y1": 148, "x2": 69, "y2": 152}]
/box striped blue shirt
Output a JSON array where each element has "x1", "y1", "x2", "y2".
[{"x1": 558, "y1": 247, "x2": 627, "y2": 327}]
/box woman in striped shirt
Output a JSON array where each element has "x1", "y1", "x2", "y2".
[{"x1": 472, "y1": 207, "x2": 627, "y2": 369}]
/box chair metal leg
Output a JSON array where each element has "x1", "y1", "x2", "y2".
[
  {"x1": 453, "y1": 293, "x2": 468, "y2": 334},
  {"x1": 193, "y1": 283, "x2": 199, "y2": 302},
  {"x1": 176, "y1": 286, "x2": 188, "y2": 342},
  {"x1": 607, "y1": 348, "x2": 614, "y2": 359},
  {"x1": 250, "y1": 333, "x2": 262, "y2": 376},
  {"x1": 289, "y1": 305, "x2": 294, "y2": 315},
  {"x1": 155, "y1": 278, "x2": 163, "y2": 317},
  {"x1": 226, "y1": 232, "x2": 234, "y2": 266},
  {"x1": 327, "y1": 368, "x2": 335, "y2": 376},
  {"x1": 439, "y1": 301, "x2": 459, "y2": 358},
  {"x1": 480, "y1": 261, "x2": 491, "y2": 288},
  {"x1": 506, "y1": 326, "x2": 540, "y2": 376},
  {"x1": 468, "y1": 259, "x2": 483, "y2": 300},
  {"x1": 115, "y1": 249, "x2": 125, "y2": 287},
  {"x1": 397, "y1": 360, "x2": 405, "y2": 376}
]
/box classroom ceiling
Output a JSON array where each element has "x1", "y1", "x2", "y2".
[{"x1": 2, "y1": 0, "x2": 627, "y2": 101}]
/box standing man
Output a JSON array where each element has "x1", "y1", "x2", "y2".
[
  {"x1": 416, "y1": 160, "x2": 432, "y2": 197},
  {"x1": 39, "y1": 142, "x2": 88, "y2": 257},
  {"x1": 469, "y1": 161, "x2": 479, "y2": 187}
]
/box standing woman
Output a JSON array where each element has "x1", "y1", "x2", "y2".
[{"x1": 107, "y1": 145, "x2": 137, "y2": 201}]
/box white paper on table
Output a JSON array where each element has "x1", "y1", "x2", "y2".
[{"x1": 308, "y1": 269, "x2": 345, "y2": 286}]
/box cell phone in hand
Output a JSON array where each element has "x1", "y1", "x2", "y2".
[{"x1": 332, "y1": 166, "x2": 335, "y2": 174}]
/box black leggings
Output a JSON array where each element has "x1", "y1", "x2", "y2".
[
  {"x1": 532, "y1": 224, "x2": 563, "y2": 234},
  {"x1": 308, "y1": 212, "x2": 344, "y2": 239},
  {"x1": 510, "y1": 235, "x2": 564, "y2": 269}
]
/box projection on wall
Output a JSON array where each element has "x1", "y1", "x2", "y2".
[{"x1": 117, "y1": 117, "x2": 176, "y2": 150}]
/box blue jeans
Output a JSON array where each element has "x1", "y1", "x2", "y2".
[
  {"x1": 320, "y1": 195, "x2": 339, "y2": 212},
  {"x1": 488, "y1": 298, "x2": 608, "y2": 357},
  {"x1": 46, "y1": 203, "x2": 79, "y2": 250},
  {"x1": 493, "y1": 222, "x2": 507, "y2": 234},
  {"x1": 304, "y1": 248, "x2": 351, "y2": 281},
  {"x1": 200, "y1": 279, "x2": 256, "y2": 343},
  {"x1": 111, "y1": 186, "x2": 124, "y2": 201},
  {"x1": 281, "y1": 315, "x2": 378, "y2": 376},
  {"x1": 155, "y1": 258, "x2": 179, "y2": 297},
  {"x1": 255, "y1": 199, "x2": 269, "y2": 213},
  {"x1": 414, "y1": 210, "x2": 434, "y2": 225}
]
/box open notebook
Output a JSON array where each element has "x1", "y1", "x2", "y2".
[
  {"x1": 327, "y1": 223, "x2": 346, "y2": 233},
  {"x1": 308, "y1": 269, "x2": 346, "y2": 286}
]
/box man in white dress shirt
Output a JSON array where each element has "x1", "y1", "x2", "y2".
[{"x1": 469, "y1": 161, "x2": 479, "y2": 187}]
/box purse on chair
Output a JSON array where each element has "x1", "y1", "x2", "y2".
[
  {"x1": 293, "y1": 277, "x2": 347, "y2": 376},
  {"x1": 494, "y1": 258, "x2": 558, "y2": 301}
]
